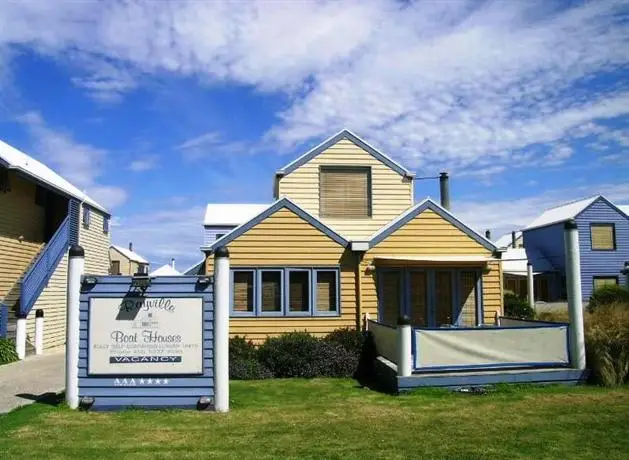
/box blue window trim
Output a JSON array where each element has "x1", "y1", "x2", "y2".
[
  {"x1": 377, "y1": 268, "x2": 484, "y2": 327},
  {"x1": 229, "y1": 266, "x2": 341, "y2": 318},
  {"x1": 259, "y1": 269, "x2": 284, "y2": 316},
  {"x1": 229, "y1": 269, "x2": 256, "y2": 317},
  {"x1": 82, "y1": 205, "x2": 91, "y2": 229},
  {"x1": 286, "y1": 268, "x2": 311, "y2": 316},
  {"x1": 313, "y1": 269, "x2": 340, "y2": 317}
]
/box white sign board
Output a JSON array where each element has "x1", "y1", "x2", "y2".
[{"x1": 88, "y1": 297, "x2": 204, "y2": 375}]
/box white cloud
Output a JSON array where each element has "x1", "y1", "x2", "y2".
[
  {"x1": 0, "y1": 1, "x2": 628, "y2": 173},
  {"x1": 16, "y1": 111, "x2": 127, "y2": 209},
  {"x1": 128, "y1": 155, "x2": 158, "y2": 172},
  {"x1": 112, "y1": 205, "x2": 206, "y2": 270}
]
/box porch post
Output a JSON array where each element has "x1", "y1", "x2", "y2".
[
  {"x1": 213, "y1": 247, "x2": 230, "y2": 413},
  {"x1": 526, "y1": 262, "x2": 535, "y2": 310},
  {"x1": 397, "y1": 316, "x2": 412, "y2": 377},
  {"x1": 66, "y1": 244, "x2": 84, "y2": 409},
  {"x1": 564, "y1": 220, "x2": 586, "y2": 370},
  {"x1": 34, "y1": 309, "x2": 44, "y2": 355},
  {"x1": 15, "y1": 315, "x2": 26, "y2": 360}
]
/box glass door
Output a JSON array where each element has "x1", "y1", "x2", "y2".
[
  {"x1": 434, "y1": 271, "x2": 453, "y2": 327},
  {"x1": 380, "y1": 270, "x2": 402, "y2": 326},
  {"x1": 408, "y1": 271, "x2": 428, "y2": 326}
]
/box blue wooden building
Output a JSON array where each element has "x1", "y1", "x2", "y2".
[{"x1": 523, "y1": 195, "x2": 629, "y2": 302}]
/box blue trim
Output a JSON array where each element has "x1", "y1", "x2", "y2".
[
  {"x1": 312, "y1": 269, "x2": 340, "y2": 316},
  {"x1": 0, "y1": 304, "x2": 8, "y2": 338},
  {"x1": 369, "y1": 200, "x2": 497, "y2": 251},
  {"x1": 415, "y1": 362, "x2": 570, "y2": 372},
  {"x1": 259, "y1": 269, "x2": 284, "y2": 316},
  {"x1": 576, "y1": 195, "x2": 629, "y2": 223},
  {"x1": 278, "y1": 130, "x2": 413, "y2": 178},
  {"x1": 229, "y1": 269, "x2": 256, "y2": 317},
  {"x1": 206, "y1": 198, "x2": 349, "y2": 251}
]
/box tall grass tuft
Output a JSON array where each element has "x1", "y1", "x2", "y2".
[{"x1": 585, "y1": 302, "x2": 629, "y2": 387}]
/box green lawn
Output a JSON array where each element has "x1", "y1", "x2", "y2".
[{"x1": 1, "y1": 380, "x2": 629, "y2": 459}]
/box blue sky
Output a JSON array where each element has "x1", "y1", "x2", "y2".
[{"x1": 1, "y1": 0, "x2": 628, "y2": 270}]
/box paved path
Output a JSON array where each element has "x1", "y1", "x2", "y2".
[{"x1": 0, "y1": 350, "x2": 65, "y2": 414}]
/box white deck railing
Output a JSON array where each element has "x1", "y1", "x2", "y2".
[{"x1": 368, "y1": 320, "x2": 398, "y2": 364}]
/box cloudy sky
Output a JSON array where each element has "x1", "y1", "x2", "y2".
[{"x1": 1, "y1": 0, "x2": 628, "y2": 269}]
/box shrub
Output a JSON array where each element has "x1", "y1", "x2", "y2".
[
  {"x1": 0, "y1": 338, "x2": 18, "y2": 365},
  {"x1": 503, "y1": 293, "x2": 535, "y2": 320},
  {"x1": 323, "y1": 328, "x2": 365, "y2": 355},
  {"x1": 228, "y1": 336, "x2": 272, "y2": 380},
  {"x1": 585, "y1": 303, "x2": 629, "y2": 387},
  {"x1": 588, "y1": 285, "x2": 629, "y2": 313},
  {"x1": 257, "y1": 331, "x2": 359, "y2": 378}
]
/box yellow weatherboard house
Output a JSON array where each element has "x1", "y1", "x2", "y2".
[{"x1": 203, "y1": 130, "x2": 502, "y2": 342}]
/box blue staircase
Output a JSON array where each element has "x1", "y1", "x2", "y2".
[{"x1": 19, "y1": 216, "x2": 70, "y2": 317}]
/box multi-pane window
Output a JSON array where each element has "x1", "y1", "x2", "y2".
[
  {"x1": 103, "y1": 216, "x2": 110, "y2": 234},
  {"x1": 593, "y1": 276, "x2": 618, "y2": 291},
  {"x1": 320, "y1": 166, "x2": 371, "y2": 218},
  {"x1": 231, "y1": 268, "x2": 339, "y2": 316},
  {"x1": 82, "y1": 205, "x2": 91, "y2": 229},
  {"x1": 590, "y1": 223, "x2": 616, "y2": 250}
]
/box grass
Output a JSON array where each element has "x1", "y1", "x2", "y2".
[{"x1": 1, "y1": 379, "x2": 629, "y2": 459}]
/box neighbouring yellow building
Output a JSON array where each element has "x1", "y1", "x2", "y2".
[
  {"x1": 202, "y1": 130, "x2": 503, "y2": 341},
  {"x1": 1, "y1": 139, "x2": 110, "y2": 352},
  {"x1": 109, "y1": 243, "x2": 149, "y2": 275}
]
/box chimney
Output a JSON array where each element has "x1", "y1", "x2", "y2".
[
  {"x1": 485, "y1": 230, "x2": 491, "y2": 240},
  {"x1": 129, "y1": 242, "x2": 133, "y2": 252},
  {"x1": 511, "y1": 231, "x2": 517, "y2": 248},
  {"x1": 171, "y1": 258, "x2": 176, "y2": 270},
  {"x1": 439, "y1": 172, "x2": 450, "y2": 210}
]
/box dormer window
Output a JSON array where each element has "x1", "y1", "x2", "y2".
[{"x1": 319, "y1": 166, "x2": 371, "y2": 218}]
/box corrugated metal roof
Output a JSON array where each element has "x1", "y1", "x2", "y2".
[
  {"x1": 619, "y1": 205, "x2": 629, "y2": 217},
  {"x1": 523, "y1": 195, "x2": 600, "y2": 230},
  {"x1": 111, "y1": 245, "x2": 149, "y2": 264},
  {"x1": 204, "y1": 203, "x2": 268, "y2": 226},
  {"x1": 0, "y1": 138, "x2": 108, "y2": 213},
  {"x1": 149, "y1": 264, "x2": 181, "y2": 276},
  {"x1": 501, "y1": 247, "x2": 555, "y2": 275}
]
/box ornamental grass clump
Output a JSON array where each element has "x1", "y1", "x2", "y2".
[
  {"x1": 0, "y1": 338, "x2": 18, "y2": 365},
  {"x1": 585, "y1": 302, "x2": 629, "y2": 387}
]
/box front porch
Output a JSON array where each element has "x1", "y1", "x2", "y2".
[{"x1": 368, "y1": 317, "x2": 589, "y2": 391}]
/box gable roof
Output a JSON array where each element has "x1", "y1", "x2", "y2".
[
  {"x1": 149, "y1": 264, "x2": 181, "y2": 276},
  {"x1": 524, "y1": 195, "x2": 628, "y2": 231},
  {"x1": 276, "y1": 129, "x2": 414, "y2": 179},
  {"x1": 111, "y1": 245, "x2": 149, "y2": 264},
  {"x1": 183, "y1": 259, "x2": 205, "y2": 275},
  {"x1": 0, "y1": 139, "x2": 108, "y2": 213},
  {"x1": 204, "y1": 203, "x2": 269, "y2": 226},
  {"x1": 368, "y1": 198, "x2": 498, "y2": 252},
  {"x1": 202, "y1": 197, "x2": 349, "y2": 251}
]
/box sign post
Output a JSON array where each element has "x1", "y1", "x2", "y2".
[
  {"x1": 213, "y1": 247, "x2": 230, "y2": 412},
  {"x1": 66, "y1": 244, "x2": 84, "y2": 409}
]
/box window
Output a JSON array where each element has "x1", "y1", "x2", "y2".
[
  {"x1": 320, "y1": 166, "x2": 371, "y2": 218},
  {"x1": 110, "y1": 260, "x2": 121, "y2": 275},
  {"x1": 103, "y1": 216, "x2": 110, "y2": 234},
  {"x1": 229, "y1": 268, "x2": 340, "y2": 317},
  {"x1": 215, "y1": 233, "x2": 225, "y2": 241},
  {"x1": 593, "y1": 276, "x2": 618, "y2": 291},
  {"x1": 232, "y1": 271, "x2": 255, "y2": 314},
  {"x1": 260, "y1": 271, "x2": 283, "y2": 314},
  {"x1": 315, "y1": 270, "x2": 338, "y2": 315},
  {"x1": 591, "y1": 223, "x2": 616, "y2": 250},
  {"x1": 82, "y1": 205, "x2": 90, "y2": 229},
  {"x1": 288, "y1": 270, "x2": 310, "y2": 315}
]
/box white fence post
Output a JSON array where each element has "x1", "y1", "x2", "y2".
[
  {"x1": 527, "y1": 262, "x2": 535, "y2": 310},
  {"x1": 66, "y1": 245, "x2": 84, "y2": 409},
  {"x1": 397, "y1": 316, "x2": 412, "y2": 377},
  {"x1": 213, "y1": 247, "x2": 230, "y2": 412},
  {"x1": 15, "y1": 316, "x2": 26, "y2": 360},
  {"x1": 363, "y1": 312, "x2": 370, "y2": 331},
  {"x1": 35, "y1": 309, "x2": 44, "y2": 355},
  {"x1": 564, "y1": 220, "x2": 586, "y2": 370}
]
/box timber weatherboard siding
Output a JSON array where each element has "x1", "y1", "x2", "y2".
[
  {"x1": 109, "y1": 247, "x2": 143, "y2": 275},
  {"x1": 0, "y1": 171, "x2": 45, "y2": 308},
  {"x1": 203, "y1": 225, "x2": 237, "y2": 247},
  {"x1": 205, "y1": 207, "x2": 357, "y2": 342},
  {"x1": 362, "y1": 209, "x2": 503, "y2": 324},
  {"x1": 276, "y1": 138, "x2": 413, "y2": 239},
  {"x1": 79, "y1": 206, "x2": 111, "y2": 276},
  {"x1": 576, "y1": 199, "x2": 629, "y2": 300}
]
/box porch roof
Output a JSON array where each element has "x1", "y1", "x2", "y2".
[{"x1": 373, "y1": 255, "x2": 495, "y2": 264}]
